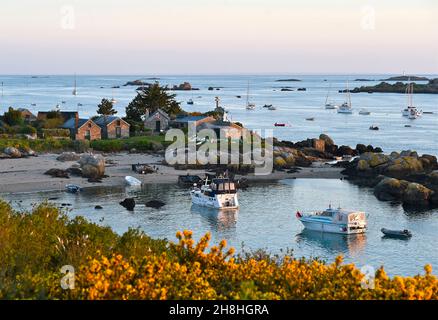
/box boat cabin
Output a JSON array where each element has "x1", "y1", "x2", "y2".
[{"x1": 211, "y1": 178, "x2": 237, "y2": 194}]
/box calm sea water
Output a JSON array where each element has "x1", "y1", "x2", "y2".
[
  {"x1": 0, "y1": 74, "x2": 437, "y2": 154},
  {"x1": 2, "y1": 179, "x2": 437, "y2": 276}
]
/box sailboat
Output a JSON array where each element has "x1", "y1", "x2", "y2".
[
  {"x1": 72, "y1": 74, "x2": 77, "y2": 96},
  {"x1": 324, "y1": 83, "x2": 338, "y2": 109},
  {"x1": 111, "y1": 88, "x2": 118, "y2": 104},
  {"x1": 337, "y1": 81, "x2": 353, "y2": 114},
  {"x1": 246, "y1": 81, "x2": 256, "y2": 110},
  {"x1": 402, "y1": 81, "x2": 421, "y2": 119}
]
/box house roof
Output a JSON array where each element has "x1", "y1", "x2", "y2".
[
  {"x1": 198, "y1": 120, "x2": 244, "y2": 131},
  {"x1": 93, "y1": 116, "x2": 129, "y2": 128},
  {"x1": 173, "y1": 115, "x2": 212, "y2": 123},
  {"x1": 61, "y1": 118, "x2": 90, "y2": 129},
  {"x1": 146, "y1": 108, "x2": 170, "y2": 121}
]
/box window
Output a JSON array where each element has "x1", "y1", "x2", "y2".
[{"x1": 116, "y1": 120, "x2": 121, "y2": 126}]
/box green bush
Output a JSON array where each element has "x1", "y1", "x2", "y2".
[
  {"x1": 90, "y1": 139, "x2": 124, "y2": 152},
  {"x1": 41, "y1": 128, "x2": 70, "y2": 138}
]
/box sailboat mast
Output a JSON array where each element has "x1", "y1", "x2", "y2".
[
  {"x1": 325, "y1": 83, "x2": 331, "y2": 105},
  {"x1": 346, "y1": 81, "x2": 351, "y2": 107},
  {"x1": 246, "y1": 80, "x2": 250, "y2": 107}
]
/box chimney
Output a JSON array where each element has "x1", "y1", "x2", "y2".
[{"x1": 75, "y1": 113, "x2": 79, "y2": 131}]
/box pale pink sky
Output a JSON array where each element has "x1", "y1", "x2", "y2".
[{"x1": 1, "y1": 0, "x2": 437, "y2": 74}]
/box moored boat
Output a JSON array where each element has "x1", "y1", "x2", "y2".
[
  {"x1": 381, "y1": 228, "x2": 412, "y2": 239},
  {"x1": 65, "y1": 184, "x2": 81, "y2": 193},
  {"x1": 296, "y1": 205, "x2": 367, "y2": 234},
  {"x1": 274, "y1": 122, "x2": 286, "y2": 127},
  {"x1": 125, "y1": 176, "x2": 142, "y2": 186},
  {"x1": 190, "y1": 177, "x2": 239, "y2": 209}
]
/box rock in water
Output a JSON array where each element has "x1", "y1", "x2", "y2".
[
  {"x1": 57, "y1": 152, "x2": 81, "y2": 162},
  {"x1": 120, "y1": 198, "x2": 135, "y2": 211},
  {"x1": 4, "y1": 147, "x2": 22, "y2": 158},
  {"x1": 145, "y1": 200, "x2": 166, "y2": 208},
  {"x1": 374, "y1": 177, "x2": 408, "y2": 201},
  {"x1": 403, "y1": 183, "x2": 432, "y2": 204},
  {"x1": 95, "y1": 205, "x2": 103, "y2": 210},
  {"x1": 79, "y1": 154, "x2": 105, "y2": 178}
]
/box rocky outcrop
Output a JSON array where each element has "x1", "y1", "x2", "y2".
[
  {"x1": 57, "y1": 152, "x2": 81, "y2": 162},
  {"x1": 343, "y1": 149, "x2": 438, "y2": 207},
  {"x1": 124, "y1": 80, "x2": 150, "y2": 86},
  {"x1": 4, "y1": 147, "x2": 22, "y2": 158},
  {"x1": 79, "y1": 154, "x2": 105, "y2": 179},
  {"x1": 349, "y1": 78, "x2": 438, "y2": 94},
  {"x1": 273, "y1": 146, "x2": 312, "y2": 169},
  {"x1": 374, "y1": 177, "x2": 433, "y2": 205},
  {"x1": 319, "y1": 134, "x2": 334, "y2": 147}
]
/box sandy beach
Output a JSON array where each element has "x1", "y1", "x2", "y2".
[{"x1": 0, "y1": 152, "x2": 344, "y2": 194}]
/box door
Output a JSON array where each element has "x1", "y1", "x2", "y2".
[
  {"x1": 155, "y1": 121, "x2": 161, "y2": 132},
  {"x1": 85, "y1": 130, "x2": 91, "y2": 140},
  {"x1": 116, "y1": 127, "x2": 122, "y2": 138}
]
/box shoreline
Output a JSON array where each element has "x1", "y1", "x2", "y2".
[{"x1": 0, "y1": 152, "x2": 345, "y2": 194}]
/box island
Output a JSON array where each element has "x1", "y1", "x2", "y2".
[
  {"x1": 380, "y1": 75, "x2": 429, "y2": 81},
  {"x1": 345, "y1": 78, "x2": 438, "y2": 94},
  {"x1": 123, "y1": 79, "x2": 151, "y2": 86},
  {"x1": 275, "y1": 78, "x2": 301, "y2": 82},
  {"x1": 354, "y1": 79, "x2": 374, "y2": 81}
]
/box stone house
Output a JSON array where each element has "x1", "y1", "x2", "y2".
[
  {"x1": 17, "y1": 108, "x2": 37, "y2": 122},
  {"x1": 61, "y1": 118, "x2": 101, "y2": 141},
  {"x1": 94, "y1": 116, "x2": 130, "y2": 139},
  {"x1": 143, "y1": 108, "x2": 170, "y2": 133}
]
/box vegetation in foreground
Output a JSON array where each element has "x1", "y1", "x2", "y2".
[
  {"x1": 0, "y1": 200, "x2": 436, "y2": 300},
  {"x1": 0, "y1": 134, "x2": 168, "y2": 154}
]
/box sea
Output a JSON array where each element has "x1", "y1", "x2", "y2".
[
  {"x1": 0, "y1": 74, "x2": 437, "y2": 154},
  {"x1": 1, "y1": 74, "x2": 438, "y2": 276}
]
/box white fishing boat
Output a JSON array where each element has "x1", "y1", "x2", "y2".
[
  {"x1": 125, "y1": 176, "x2": 142, "y2": 186},
  {"x1": 359, "y1": 109, "x2": 371, "y2": 115},
  {"x1": 246, "y1": 81, "x2": 256, "y2": 110},
  {"x1": 190, "y1": 177, "x2": 239, "y2": 209},
  {"x1": 296, "y1": 205, "x2": 367, "y2": 235},
  {"x1": 402, "y1": 82, "x2": 422, "y2": 118},
  {"x1": 337, "y1": 82, "x2": 353, "y2": 114}
]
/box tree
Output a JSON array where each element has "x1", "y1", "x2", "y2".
[
  {"x1": 125, "y1": 83, "x2": 182, "y2": 122},
  {"x1": 97, "y1": 98, "x2": 117, "y2": 116},
  {"x1": 3, "y1": 107, "x2": 23, "y2": 126}
]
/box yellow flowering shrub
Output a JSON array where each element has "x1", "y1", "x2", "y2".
[
  {"x1": 1, "y1": 199, "x2": 437, "y2": 300},
  {"x1": 71, "y1": 231, "x2": 438, "y2": 300}
]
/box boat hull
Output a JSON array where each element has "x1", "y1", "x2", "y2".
[
  {"x1": 299, "y1": 218, "x2": 366, "y2": 235},
  {"x1": 191, "y1": 191, "x2": 239, "y2": 210}
]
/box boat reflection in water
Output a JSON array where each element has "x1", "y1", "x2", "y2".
[
  {"x1": 191, "y1": 204, "x2": 238, "y2": 232},
  {"x1": 296, "y1": 229, "x2": 367, "y2": 256}
]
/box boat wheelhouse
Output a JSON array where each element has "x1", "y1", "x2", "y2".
[
  {"x1": 190, "y1": 177, "x2": 239, "y2": 209},
  {"x1": 296, "y1": 205, "x2": 367, "y2": 234}
]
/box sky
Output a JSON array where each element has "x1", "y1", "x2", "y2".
[{"x1": 1, "y1": 0, "x2": 437, "y2": 74}]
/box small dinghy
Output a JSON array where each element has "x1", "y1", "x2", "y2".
[
  {"x1": 65, "y1": 184, "x2": 81, "y2": 193},
  {"x1": 381, "y1": 228, "x2": 412, "y2": 239},
  {"x1": 125, "y1": 176, "x2": 142, "y2": 186},
  {"x1": 274, "y1": 122, "x2": 286, "y2": 127}
]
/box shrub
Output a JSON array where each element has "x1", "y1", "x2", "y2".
[{"x1": 3, "y1": 107, "x2": 23, "y2": 126}]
